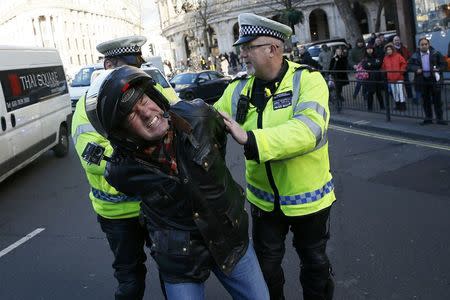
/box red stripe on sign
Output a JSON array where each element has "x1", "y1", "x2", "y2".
[{"x1": 8, "y1": 74, "x2": 22, "y2": 97}]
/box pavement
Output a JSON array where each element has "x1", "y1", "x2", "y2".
[{"x1": 330, "y1": 109, "x2": 450, "y2": 145}]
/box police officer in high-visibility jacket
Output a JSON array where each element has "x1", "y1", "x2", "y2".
[
  {"x1": 72, "y1": 36, "x2": 172, "y2": 300},
  {"x1": 214, "y1": 13, "x2": 336, "y2": 300}
]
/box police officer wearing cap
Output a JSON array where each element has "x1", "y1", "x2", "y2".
[
  {"x1": 214, "y1": 13, "x2": 336, "y2": 300},
  {"x1": 71, "y1": 35, "x2": 167, "y2": 300}
]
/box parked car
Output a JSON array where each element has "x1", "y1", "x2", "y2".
[
  {"x1": 141, "y1": 65, "x2": 179, "y2": 103},
  {"x1": 307, "y1": 41, "x2": 348, "y2": 62},
  {"x1": 68, "y1": 63, "x2": 103, "y2": 110},
  {"x1": 363, "y1": 30, "x2": 397, "y2": 45},
  {"x1": 169, "y1": 71, "x2": 231, "y2": 103}
]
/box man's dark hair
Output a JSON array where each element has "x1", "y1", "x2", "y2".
[{"x1": 418, "y1": 37, "x2": 429, "y2": 46}]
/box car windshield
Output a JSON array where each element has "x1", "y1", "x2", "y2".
[
  {"x1": 171, "y1": 73, "x2": 196, "y2": 85},
  {"x1": 71, "y1": 67, "x2": 95, "y2": 87},
  {"x1": 143, "y1": 69, "x2": 170, "y2": 88},
  {"x1": 308, "y1": 47, "x2": 321, "y2": 57}
]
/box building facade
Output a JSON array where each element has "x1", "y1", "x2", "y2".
[
  {"x1": 0, "y1": 0, "x2": 142, "y2": 74},
  {"x1": 156, "y1": 0, "x2": 391, "y2": 63}
]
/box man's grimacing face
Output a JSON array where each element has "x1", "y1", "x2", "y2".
[{"x1": 125, "y1": 94, "x2": 169, "y2": 142}]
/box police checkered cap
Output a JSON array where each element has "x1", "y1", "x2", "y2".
[
  {"x1": 240, "y1": 25, "x2": 286, "y2": 41},
  {"x1": 103, "y1": 45, "x2": 141, "y2": 57},
  {"x1": 96, "y1": 35, "x2": 147, "y2": 58},
  {"x1": 234, "y1": 13, "x2": 292, "y2": 46}
]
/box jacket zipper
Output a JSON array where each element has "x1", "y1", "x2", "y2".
[{"x1": 257, "y1": 106, "x2": 280, "y2": 211}]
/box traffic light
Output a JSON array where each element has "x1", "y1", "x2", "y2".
[{"x1": 149, "y1": 44, "x2": 154, "y2": 56}]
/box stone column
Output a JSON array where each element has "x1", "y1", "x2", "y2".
[
  {"x1": 329, "y1": 5, "x2": 346, "y2": 39},
  {"x1": 296, "y1": 9, "x2": 311, "y2": 44},
  {"x1": 396, "y1": 0, "x2": 414, "y2": 50},
  {"x1": 173, "y1": 33, "x2": 187, "y2": 63},
  {"x1": 213, "y1": 21, "x2": 235, "y2": 54}
]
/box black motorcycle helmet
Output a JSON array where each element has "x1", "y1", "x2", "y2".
[{"x1": 86, "y1": 65, "x2": 170, "y2": 151}]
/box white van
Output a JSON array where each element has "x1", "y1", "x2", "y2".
[{"x1": 0, "y1": 46, "x2": 72, "y2": 183}]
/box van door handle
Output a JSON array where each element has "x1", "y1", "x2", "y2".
[
  {"x1": 1, "y1": 116, "x2": 6, "y2": 131},
  {"x1": 10, "y1": 114, "x2": 16, "y2": 128}
]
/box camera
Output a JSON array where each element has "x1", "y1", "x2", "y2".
[{"x1": 82, "y1": 142, "x2": 106, "y2": 165}]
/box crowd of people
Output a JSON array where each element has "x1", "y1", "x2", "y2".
[
  {"x1": 169, "y1": 51, "x2": 241, "y2": 77},
  {"x1": 308, "y1": 33, "x2": 448, "y2": 125}
]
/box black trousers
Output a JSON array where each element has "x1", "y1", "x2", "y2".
[
  {"x1": 98, "y1": 215, "x2": 149, "y2": 300},
  {"x1": 421, "y1": 77, "x2": 443, "y2": 121},
  {"x1": 252, "y1": 205, "x2": 334, "y2": 300}
]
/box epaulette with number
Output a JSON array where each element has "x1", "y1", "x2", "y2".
[
  {"x1": 294, "y1": 65, "x2": 318, "y2": 73},
  {"x1": 230, "y1": 73, "x2": 249, "y2": 83}
]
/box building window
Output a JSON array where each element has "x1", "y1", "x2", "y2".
[
  {"x1": 77, "y1": 55, "x2": 81, "y2": 65},
  {"x1": 67, "y1": 38, "x2": 70, "y2": 49},
  {"x1": 70, "y1": 56, "x2": 73, "y2": 64}
]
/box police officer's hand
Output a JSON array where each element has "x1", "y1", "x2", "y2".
[{"x1": 219, "y1": 111, "x2": 248, "y2": 145}]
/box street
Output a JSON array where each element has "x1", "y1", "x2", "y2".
[{"x1": 1, "y1": 127, "x2": 449, "y2": 300}]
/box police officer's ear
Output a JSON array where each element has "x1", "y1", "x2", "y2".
[{"x1": 265, "y1": 44, "x2": 277, "y2": 57}]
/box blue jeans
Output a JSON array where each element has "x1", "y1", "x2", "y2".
[{"x1": 164, "y1": 244, "x2": 269, "y2": 300}]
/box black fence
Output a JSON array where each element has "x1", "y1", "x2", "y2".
[{"x1": 324, "y1": 70, "x2": 450, "y2": 122}]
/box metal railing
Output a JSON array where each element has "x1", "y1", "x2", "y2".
[{"x1": 324, "y1": 70, "x2": 450, "y2": 122}]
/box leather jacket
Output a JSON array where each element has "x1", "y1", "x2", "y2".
[{"x1": 105, "y1": 99, "x2": 249, "y2": 283}]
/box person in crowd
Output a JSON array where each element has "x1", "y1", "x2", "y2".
[
  {"x1": 318, "y1": 44, "x2": 332, "y2": 73},
  {"x1": 378, "y1": 33, "x2": 387, "y2": 47},
  {"x1": 163, "y1": 60, "x2": 173, "y2": 78},
  {"x1": 329, "y1": 47, "x2": 349, "y2": 104},
  {"x1": 207, "y1": 56, "x2": 216, "y2": 71},
  {"x1": 362, "y1": 44, "x2": 385, "y2": 111},
  {"x1": 393, "y1": 36, "x2": 413, "y2": 100},
  {"x1": 408, "y1": 37, "x2": 448, "y2": 125},
  {"x1": 214, "y1": 13, "x2": 336, "y2": 300},
  {"x1": 86, "y1": 65, "x2": 270, "y2": 300},
  {"x1": 215, "y1": 55, "x2": 222, "y2": 72},
  {"x1": 229, "y1": 51, "x2": 239, "y2": 72},
  {"x1": 223, "y1": 52, "x2": 230, "y2": 63},
  {"x1": 367, "y1": 32, "x2": 377, "y2": 46},
  {"x1": 71, "y1": 35, "x2": 169, "y2": 300},
  {"x1": 298, "y1": 44, "x2": 320, "y2": 68},
  {"x1": 220, "y1": 55, "x2": 230, "y2": 76},
  {"x1": 349, "y1": 38, "x2": 366, "y2": 99},
  {"x1": 374, "y1": 38, "x2": 385, "y2": 60},
  {"x1": 200, "y1": 56, "x2": 207, "y2": 70},
  {"x1": 382, "y1": 43, "x2": 407, "y2": 111}
]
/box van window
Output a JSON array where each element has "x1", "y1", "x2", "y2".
[
  {"x1": 143, "y1": 69, "x2": 170, "y2": 88},
  {"x1": 71, "y1": 67, "x2": 94, "y2": 87},
  {"x1": 0, "y1": 66, "x2": 68, "y2": 112}
]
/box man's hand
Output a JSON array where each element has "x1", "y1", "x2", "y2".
[
  {"x1": 219, "y1": 111, "x2": 248, "y2": 145},
  {"x1": 417, "y1": 68, "x2": 423, "y2": 74}
]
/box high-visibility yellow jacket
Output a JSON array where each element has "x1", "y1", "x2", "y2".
[
  {"x1": 71, "y1": 83, "x2": 179, "y2": 219},
  {"x1": 71, "y1": 95, "x2": 140, "y2": 219},
  {"x1": 214, "y1": 60, "x2": 335, "y2": 216}
]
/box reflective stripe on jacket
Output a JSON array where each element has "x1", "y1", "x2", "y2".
[
  {"x1": 71, "y1": 95, "x2": 140, "y2": 219},
  {"x1": 214, "y1": 60, "x2": 335, "y2": 216}
]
